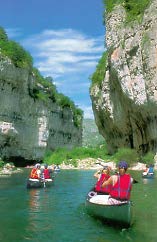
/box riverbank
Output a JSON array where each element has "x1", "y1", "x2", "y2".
[{"x1": 59, "y1": 157, "x2": 149, "y2": 171}]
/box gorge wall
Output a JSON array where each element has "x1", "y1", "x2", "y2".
[
  {"x1": 90, "y1": 0, "x2": 157, "y2": 154},
  {"x1": 0, "y1": 54, "x2": 82, "y2": 163}
]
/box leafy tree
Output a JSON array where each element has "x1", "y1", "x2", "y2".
[{"x1": 0, "y1": 26, "x2": 8, "y2": 42}]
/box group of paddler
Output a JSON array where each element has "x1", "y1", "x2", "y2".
[
  {"x1": 29, "y1": 163, "x2": 54, "y2": 180},
  {"x1": 93, "y1": 161, "x2": 133, "y2": 204},
  {"x1": 142, "y1": 164, "x2": 154, "y2": 176}
]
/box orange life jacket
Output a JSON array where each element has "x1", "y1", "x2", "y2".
[
  {"x1": 95, "y1": 173, "x2": 111, "y2": 194},
  {"x1": 110, "y1": 174, "x2": 132, "y2": 200},
  {"x1": 29, "y1": 168, "x2": 39, "y2": 179}
]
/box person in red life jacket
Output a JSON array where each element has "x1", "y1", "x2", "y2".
[
  {"x1": 42, "y1": 164, "x2": 51, "y2": 179},
  {"x1": 94, "y1": 166, "x2": 111, "y2": 194},
  {"x1": 101, "y1": 161, "x2": 133, "y2": 204},
  {"x1": 29, "y1": 164, "x2": 41, "y2": 179}
]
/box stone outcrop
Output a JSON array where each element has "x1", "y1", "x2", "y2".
[
  {"x1": 90, "y1": 0, "x2": 157, "y2": 154},
  {"x1": 0, "y1": 54, "x2": 82, "y2": 163}
]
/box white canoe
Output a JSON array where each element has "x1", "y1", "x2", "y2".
[
  {"x1": 26, "y1": 178, "x2": 53, "y2": 188},
  {"x1": 85, "y1": 192, "x2": 133, "y2": 227}
]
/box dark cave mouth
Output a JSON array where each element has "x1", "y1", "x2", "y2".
[{"x1": 4, "y1": 156, "x2": 42, "y2": 167}]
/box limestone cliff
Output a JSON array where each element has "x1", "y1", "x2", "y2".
[
  {"x1": 0, "y1": 54, "x2": 82, "y2": 163},
  {"x1": 90, "y1": 0, "x2": 157, "y2": 154}
]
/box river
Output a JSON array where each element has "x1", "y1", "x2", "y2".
[{"x1": 0, "y1": 169, "x2": 156, "y2": 242}]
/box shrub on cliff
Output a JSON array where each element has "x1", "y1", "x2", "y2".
[
  {"x1": 142, "y1": 151, "x2": 155, "y2": 165},
  {"x1": 90, "y1": 51, "x2": 108, "y2": 88},
  {"x1": 0, "y1": 158, "x2": 4, "y2": 168},
  {"x1": 104, "y1": 0, "x2": 151, "y2": 23},
  {"x1": 0, "y1": 27, "x2": 8, "y2": 42},
  {"x1": 56, "y1": 93, "x2": 83, "y2": 127},
  {"x1": 113, "y1": 147, "x2": 139, "y2": 167},
  {"x1": 0, "y1": 26, "x2": 33, "y2": 68}
]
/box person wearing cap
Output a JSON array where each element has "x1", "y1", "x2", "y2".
[
  {"x1": 101, "y1": 161, "x2": 133, "y2": 204},
  {"x1": 29, "y1": 163, "x2": 41, "y2": 179},
  {"x1": 94, "y1": 166, "x2": 111, "y2": 194}
]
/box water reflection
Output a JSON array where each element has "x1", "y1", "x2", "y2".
[
  {"x1": 26, "y1": 188, "x2": 54, "y2": 238},
  {"x1": 142, "y1": 178, "x2": 154, "y2": 185},
  {"x1": 28, "y1": 189, "x2": 41, "y2": 212}
]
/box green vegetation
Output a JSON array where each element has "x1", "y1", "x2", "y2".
[
  {"x1": 43, "y1": 144, "x2": 112, "y2": 166},
  {"x1": 104, "y1": 0, "x2": 151, "y2": 23},
  {"x1": 0, "y1": 27, "x2": 33, "y2": 68},
  {"x1": 43, "y1": 145, "x2": 154, "y2": 168},
  {"x1": 31, "y1": 67, "x2": 57, "y2": 102},
  {"x1": 31, "y1": 69, "x2": 83, "y2": 128},
  {"x1": 142, "y1": 152, "x2": 155, "y2": 165},
  {"x1": 56, "y1": 93, "x2": 83, "y2": 127},
  {"x1": 113, "y1": 147, "x2": 139, "y2": 167},
  {"x1": 0, "y1": 26, "x2": 83, "y2": 127},
  {"x1": 0, "y1": 158, "x2": 4, "y2": 168},
  {"x1": 90, "y1": 51, "x2": 108, "y2": 88}
]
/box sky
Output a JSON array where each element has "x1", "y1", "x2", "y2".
[{"x1": 0, "y1": 0, "x2": 105, "y2": 119}]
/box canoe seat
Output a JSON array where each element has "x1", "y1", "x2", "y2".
[
  {"x1": 90, "y1": 195, "x2": 128, "y2": 205},
  {"x1": 44, "y1": 179, "x2": 52, "y2": 182},
  {"x1": 29, "y1": 178, "x2": 40, "y2": 182}
]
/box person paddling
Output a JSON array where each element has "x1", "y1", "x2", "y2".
[
  {"x1": 94, "y1": 166, "x2": 111, "y2": 194},
  {"x1": 101, "y1": 161, "x2": 133, "y2": 204},
  {"x1": 42, "y1": 164, "x2": 51, "y2": 179},
  {"x1": 29, "y1": 163, "x2": 41, "y2": 179}
]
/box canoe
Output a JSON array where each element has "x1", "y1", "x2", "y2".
[
  {"x1": 26, "y1": 178, "x2": 53, "y2": 189},
  {"x1": 142, "y1": 172, "x2": 154, "y2": 179},
  {"x1": 54, "y1": 168, "x2": 60, "y2": 173},
  {"x1": 85, "y1": 191, "x2": 133, "y2": 227}
]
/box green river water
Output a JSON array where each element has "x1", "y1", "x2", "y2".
[{"x1": 0, "y1": 169, "x2": 156, "y2": 242}]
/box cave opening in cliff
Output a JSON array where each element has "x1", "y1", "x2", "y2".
[{"x1": 5, "y1": 156, "x2": 41, "y2": 167}]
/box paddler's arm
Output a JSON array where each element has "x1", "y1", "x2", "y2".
[{"x1": 101, "y1": 176, "x2": 113, "y2": 188}]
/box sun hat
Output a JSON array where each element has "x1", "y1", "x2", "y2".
[
  {"x1": 102, "y1": 166, "x2": 111, "y2": 173},
  {"x1": 118, "y1": 161, "x2": 128, "y2": 169},
  {"x1": 35, "y1": 163, "x2": 41, "y2": 168}
]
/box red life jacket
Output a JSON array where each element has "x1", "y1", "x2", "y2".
[
  {"x1": 43, "y1": 169, "x2": 50, "y2": 179},
  {"x1": 110, "y1": 174, "x2": 132, "y2": 200},
  {"x1": 30, "y1": 168, "x2": 39, "y2": 179},
  {"x1": 95, "y1": 173, "x2": 111, "y2": 194}
]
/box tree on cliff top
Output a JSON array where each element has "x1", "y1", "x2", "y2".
[{"x1": 0, "y1": 27, "x2": 8, "y2": 42}]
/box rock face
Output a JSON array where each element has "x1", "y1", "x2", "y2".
[
  {"x1": 90, "y1": 0, "x2": 157, "y2": 154},
  {"x1": 0, "y1": 55, "x2": 82, "y2": 162}
]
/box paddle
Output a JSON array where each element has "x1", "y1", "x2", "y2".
[
  {"x1": 133, "y1": 179, "x2": 138, "y2": 184},
  {"x1": 40, "y1": 174, "x2": 46, "y2": 188},
  {"x1": 95, "y1": 161, "x2": 106, "y2": 166},
  {"x1": 43, "y1": 179, "x2": 46, "y2": 188}
]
